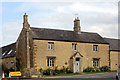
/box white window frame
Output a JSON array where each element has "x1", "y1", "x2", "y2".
[
  {"x1": 72, "y1": 43, "x2": 77, "y2": 51},
  {"x1": 93, "y1": 45, "x2": 98, "y2": 51},
  {"x1": 47, "y1": 58, "x2": 55, "y2": 67},
  {"x1": 48, "y1": 42, "x2": 54, "y2": 50},
  {"x1": 93, "y1": 58, "x2": 100, "y2": 67}
]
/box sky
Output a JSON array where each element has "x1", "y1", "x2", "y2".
[{"x1": 0, "y1": 0, "x2": 119, "y2": 47}]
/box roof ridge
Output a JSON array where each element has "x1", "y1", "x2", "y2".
[
  {"x1": 104, "y1": 37, "x2": 120, "y2": 40},
  {"x1": 30, "y1": 27, "x2": 98, "y2": 34},
  {"x1": 30, "y1": 27, "x2": 73, "y2": 32}
]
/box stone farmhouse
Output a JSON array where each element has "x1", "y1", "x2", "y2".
[{"x1": 0, "y1": 13, "x2": 120, "y2": 74}]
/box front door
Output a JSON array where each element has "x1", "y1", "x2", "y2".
[{"x1": 76, "y1": 61, "x2": 80, "y2": 72}]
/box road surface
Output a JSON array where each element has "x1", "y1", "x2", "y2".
[{"x1": 17, "y1": 72, "x2": 118, "y2": 80}]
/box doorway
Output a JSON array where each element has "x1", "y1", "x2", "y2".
[{"x1": 76, "y1": 58, "x2": 80, "y2": 72}]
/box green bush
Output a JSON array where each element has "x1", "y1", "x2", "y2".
[
  {"x1": 99, "y1": 66, "x2": 110, "y2": 72},
  {"x1": 66, "y1": 67, "x2": 73, "y2": 73},
  {"x1": 60, "y1": 66, "x2": 66, "y2": 74},
  {"x1": 54, "y1": 66, "x2": 60, "y2": 74},
  {"x1": 83, "y1": 67, "x2": 94, "y2": 72},
  {"x1": 43, "y1": 68, "x2": 52, "y2": 75},
  {"x1": 94, "y1": 67, "x2": 100, "y2": 72},
  {"x1": 39, "y1": 68, "x2": 43, "y2": 73},
  {"x1": 83, "y1": 66, "x2": 110, "y2": 72},
  {"x1": 42, "y1": 67, "x2": 72, "y2": 75}
]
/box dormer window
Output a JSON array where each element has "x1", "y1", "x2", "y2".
[
  {"x1": 93, "y1": 45, "x2": 98, "y2": 51},
  {"x1": 72, "y1": 43, "x2": 77, "y2": 50}
]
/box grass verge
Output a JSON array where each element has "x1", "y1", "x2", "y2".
[
  {"x1": 45, "y1": 70, "x2": 117, "y2": 77},
  {"x1": 83, "y1": 70, "x2": 117, "y2": 74},
  {"x1": 46, "y1": 73, "x2": 81, "y2": 77}
]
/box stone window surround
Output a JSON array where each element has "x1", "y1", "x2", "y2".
[
  {"x1": 72, "y1": 43, "x2": 77, "y2": 51},
  {"x1": 93, "y1": 45, "x2": 98, "y2": 52},
  {"x1": 93, "y1": 58, "x2": 100, "y2": 67},
  {"x1": 47, "y1": 56, "x2": 56, "y2": 67},
  {"x1": 48, "y1": 42, "x2": 54, "y2": 50}
]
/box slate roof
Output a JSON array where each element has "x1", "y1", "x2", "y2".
[
  {"x1": 104, "y1": 38, "x2": 120, "y2": 51},
  {"x1": 0, "y1": 42, "x2": 16, "y2": 59},
  {"x1": 30, "y1": 27, "x2": 108, "y2": 44}
]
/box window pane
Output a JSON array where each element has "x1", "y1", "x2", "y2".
[
  {"x1": 93, "y1": 58, "x2": 99, "y2": 67},
  {"x1": 47, "y1": 58, "x2": 55, "y2": 67},
  {"x1": 93, "y1": 46, "x2": 95, "y2": 51},
  {"x1": 51, "y1": 43, "x2": 53, "y2": 49},
  {"x1": 47, "y1": 58, "x2": 49, "y2": 66},
  {"x1": 72, "y1": 44, "x2": 74, "y2": 50},
  {"x1": 48, "y1": 43, "x2": 50, "y2": 49},
  {"x1": 48, "y1": 42, "x2": 54, "y2": 50},
  {"x1": 95, "y1": 61, "x2": 96, "y2": 67},
  {"x1": 97, "y1": 61, "x2": 99, "y2": 66},
  {"x1": 72, "y1": 43, "x2": 77, "y2": 50},
  {"x1": 50, "y1": 59, "x2": 52, "y2": 66},
  {"x1": 52, "y1": 59, "x2": 54, "y2": 67},
  {"x1": 93, "y1": 45, "x2": 98, "y2": 51},
  {"x1": 96, "y1": 46, "x2": 98, "y2": 51},
  {"x1": 75, "y1": 44, "x2": 77, "y2": 50}
]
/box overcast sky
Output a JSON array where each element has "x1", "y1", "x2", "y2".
[{"x1": 0, "y1": 0, "x2": 119, "y2": 47}]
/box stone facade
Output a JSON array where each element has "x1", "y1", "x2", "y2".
[
  {"x1": 110, "y1": 51, "x2": 120, "y2": 70},
  {"x1": 2, "y1": 57, "x2": 15, "y2": 69},
  {"x1": 32, "y1": 39, "x2": 109, "y2": 72}
]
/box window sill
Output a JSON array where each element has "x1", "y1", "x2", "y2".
[
  {"x1": 48, "y1": 49, "x2": 54, "y2": 51},
  {"x1": 93, "y1": 51, "x2": 98, "y2": 52},
  {"x1": 47, "y1": 66, "x2": 54, "y2": 68}
]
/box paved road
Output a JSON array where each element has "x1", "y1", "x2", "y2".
[
  {"x1": 62, "y1": 72, "x2": 116, "y2": 78},
  {"x1": 19, "y1": 72, "x2": 117, "y2": 80}
]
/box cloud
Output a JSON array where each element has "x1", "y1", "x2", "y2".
[
  {"x1": 2, "y1": 0, "x2": 120, "y2": 2},
  {"x1": 2, "y1": 21, "x2": 22, "y2": 46},
  {"x1": 87, "y1": 24, "x2": 118, "y2": 38},
  {"x1": 70, "y1": 2, "x2": 118, "y2": 15},
  {"x1": 1, "y1": 1, "x2": 119, "y2": 47}
]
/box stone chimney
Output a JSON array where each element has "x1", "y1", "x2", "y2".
[
  {"x1": 73, "y1": 17, "x2": 81, "y2": 32},
  {"x1": 23, "y1": 13, "x2": 30, "y2": 28}
]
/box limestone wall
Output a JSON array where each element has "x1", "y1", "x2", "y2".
[
  {"x1": 16, "y1": 28, "x2": 27, "y2": 70},
  {"x1": 110, "y1": 51, "x2": 120, "y2": 70},
  {"x1": 32, "y1": 39, "x2": 109, "y2": 71},
  {"x1": 2, "y1": 57, "x2": 15, "y2": 69}
]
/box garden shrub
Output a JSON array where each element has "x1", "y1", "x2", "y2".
[
  {"x1": 39, "y1": 68, "x2": 43, "y2": 73},
  {"x1": 83, "y1": 67, "x2": 94, "y2": 72},
  {"x1": 65, "y1": 67, "x2": 73, "y2": 73},
  {"x1": 43, "y1": 68, "x2": 52, "y2": 75},
  {"x1": 54, "y1": 66, "x2": 60, "y2": 74},
  {"x1": 42, "y1": 67, "x2": 72, "y2": 75},
  {"x1": 83, "y1": 66, "x2": 110, "y2": 72},
  {"x1": 94, "y1": 67, "x2": 100, "y2": 72},
  {"x1": 99, "y1": 66, "x2": 110, "y2": 72}
]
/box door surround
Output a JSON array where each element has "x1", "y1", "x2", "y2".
[{"x1": 70, "y1": 52, "x2": 83, "y2": 73}]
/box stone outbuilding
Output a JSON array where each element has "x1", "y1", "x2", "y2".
[{"x1": 104, "y1": 38, "x2": 120, "y2": 70}]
